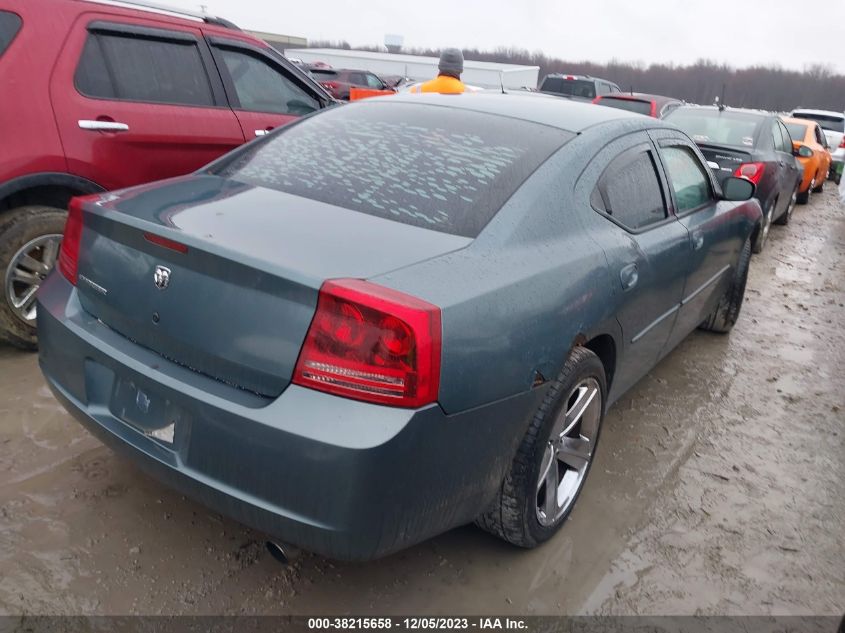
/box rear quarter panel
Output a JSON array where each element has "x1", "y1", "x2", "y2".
[{"x1": 373, "y1": 125, "x2": 643, "y2": 416}]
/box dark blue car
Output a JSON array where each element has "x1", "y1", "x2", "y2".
[{"x1": 37, "y1": 93, "x2": 762, "y2": 560}]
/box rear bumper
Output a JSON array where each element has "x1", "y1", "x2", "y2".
[{"x1": 37, "y1": 273, "x2": 542, "y2": 560}]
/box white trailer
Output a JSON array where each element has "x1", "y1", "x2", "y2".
[{"x1": 284, "y1": 48, "x2": 539, "y2": 90}]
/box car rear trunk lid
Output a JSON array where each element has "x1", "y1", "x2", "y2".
[
  {"x1": 74, "y1": 176, "x2": 471, "y2": 398},
  {"x1": 697, "y1": 144, "x2": 752, "y2": 183}
]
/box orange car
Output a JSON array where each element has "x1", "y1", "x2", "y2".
[{"x1": 782, "y1": 117, "x2": 832, "y2": 203}]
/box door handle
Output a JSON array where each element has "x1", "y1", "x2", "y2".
[
  {"x1": 254, "y1": 127, "x2": 274, "y2": 137},
  {"x1": 619, "y1": 263, "x2": 639, "y2": 291},
  {"x1": 78, "y1": 119, "x2": 129, "y2": 132},
  {"x1": 692, "y1": 230, "x2": 705, "y2": 250}
]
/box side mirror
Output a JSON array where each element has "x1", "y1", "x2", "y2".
[
  {"x1": 793, "y1": 144, "x2": 813, "y2": 158},
  {"x1": 722, "y1": 176, "x2": 755, "y2": 202}
]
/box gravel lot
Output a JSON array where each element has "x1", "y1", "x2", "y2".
[{"x1": 0, "y1": 189, "x2": 843, "y2": 616}]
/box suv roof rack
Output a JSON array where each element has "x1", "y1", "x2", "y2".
[{"x1": 82, "y1": 0, "x2": 240, "y2": 29}]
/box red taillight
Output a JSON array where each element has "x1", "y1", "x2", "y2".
[
  {"x1": 58, "y1": 195, "x2": 95, "y2": 285},
  {"x1": 839, "y1": 137, "x2": 845, "y2": 149},
  {"x1": 321, "y1": 81, "x2": 339, "y2": 90},
  {"x1": 292, "y1": 279, "x2": 441, "y2": 408},
  {"x1": 143, "y1": 232, "x2": 188, "y2": 254},
  {"x1": 734, "y1": 162, "x2": 766, "y2": 185}
]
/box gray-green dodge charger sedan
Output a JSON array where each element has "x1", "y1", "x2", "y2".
[{"x1": 37, "y1": 93, "x2": 762, "y2": 560}]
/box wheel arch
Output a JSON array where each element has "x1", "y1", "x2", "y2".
[
  {"x1": 567, "y1": 324, "x2": 620, "y2": 398},
  {"x1": 0, "y1": 173, "x2": 106, "y2": 216}
]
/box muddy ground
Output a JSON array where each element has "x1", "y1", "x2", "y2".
[{"x1": 0, "y1": 190, "x2": 843, "y2": 617}]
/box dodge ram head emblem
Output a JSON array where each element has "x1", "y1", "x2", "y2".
[{"x1": 153, "y1": 265, "x2": 171, "y2": 290}]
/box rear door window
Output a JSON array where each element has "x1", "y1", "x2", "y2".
[
  {"x1": 541, "y1": 77, "x2": 596, "y2": 99},
  {"x1": 75, "y1": 29, "x2": 214, "y2": 106},
  {"x1": 596, "y1": 148, "x2": 668, "y2": 230},
  {"x1": 214, "y1": 46, "x2": 320, "y2": 116},
  {"x1": 792, "y1": 112, "x2": 845, "y2": 133},
  {"x1": 0, "y1": 11, "x2": 22, "y2": 57},
  {"x1": 661, "y1": 146, "x2": 714, "y2": 213},
  {"x1": 210, "y1": 101, "x2": 572, "y2": 237}
]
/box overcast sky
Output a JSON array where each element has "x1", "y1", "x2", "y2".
[{"x1": 167, "y1": 0, "x2": 844, "y2": 73}]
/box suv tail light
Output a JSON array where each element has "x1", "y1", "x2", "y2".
[
  {"x1": 320, "y1": 80, "x2": 339, "y2": 92},
  {"x1": 734, "y1": 162, "x2": 766, "y2": 185},
  {"x1": 58, "y1": 195, "x2": 93, "y2": 285},
  {"x1": 293, "y1": 279, "x2": 441, "y2": 408},
  {"x1": 839, "y1": 137, "x2": 845, "y2": 149}
]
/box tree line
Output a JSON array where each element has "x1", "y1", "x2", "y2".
[{"x1": 308, "y1": 41, "x2": 844, "y2": 112}]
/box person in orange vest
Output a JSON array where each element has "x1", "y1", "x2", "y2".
[{"x1": 410, "y1": 48, "x2": 465, "y2": 94}]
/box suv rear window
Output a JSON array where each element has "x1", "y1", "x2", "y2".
[
  {"x1": 75, "y1": 31, "x2": 214, "y2": 106},
  {"x1": 211, "y1": 102, "x2": 573, "y2": 237},
  {"x1": 665, "y1": 108, "x2": 763, "y2": 148},
  {"x1": 598, "y1": 97, "x2": 652, "y2": 116},
  {"x1": 792, "y1": 112, "x2": 845, "y2": 133},
  {"x1": 541, "y1": 77, "x2": 596, "y2": 99},
  {"x1": 0, "y1": 11, "x2": 22, "y2": 57},
  {"x1": 310, "y1": 69, "x2": 339, "y2": 79}
]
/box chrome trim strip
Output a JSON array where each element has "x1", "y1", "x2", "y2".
[
  {"x1": 681, "y1": 264, "x2": 731, "y2": 306},
  {"x1": 631, "y1": 304, "x2": 680, "y2": 344}
]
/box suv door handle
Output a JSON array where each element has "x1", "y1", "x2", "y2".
[
  {"x1": 692, "y1": 230, "x2": 705, "y2": 250},
  {"x1": 78, "y1": 120, "x2": 129, "y2": 132},
  {"x1": 254, "y1": 127, "x2": 274, "y2": 137},
  {"x1": 620, "y1": 263, "x2": 639, "y2": 291}
]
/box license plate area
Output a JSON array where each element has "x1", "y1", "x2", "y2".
[{"x1": 110, "y1": 378, "x2": 187, "y2": 447}]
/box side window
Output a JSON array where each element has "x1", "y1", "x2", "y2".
[
  {"x1": 610, "y1": 84, "x2": 621, "y2": 93},
  {"x1": 815, "y1": 125, "x2": 826, "y2": 147},
  {"x1": 365, "y1": 73, "x2": 384, "y2": 89},
  {"x1": 75, "y1": 31, "x2": 214, "y2": 106},
  {"x1": 0, "y1": 11, "x2": 22, "y2": 57},
  {"x1": 778, "y1": 122, "x2": 793, "y2": 153},
  {"x1": 217, "y1": 47, "x2": 320, "y2": 115},
  {"x1": 771, "y1": 122, "x2": 788, "y2": 153},
  {"x1": 661, "y1": 102, "x2": 681, "y2": 118},
  {"x1": 597, "y1": 82, "x2": 611, "y2": 96},
  {"x1": 596, "y1": 148, "x2": 667, "y2": 230},
  {"x1": 661, "y1": 145, "x2": 713, "y2": 213}
]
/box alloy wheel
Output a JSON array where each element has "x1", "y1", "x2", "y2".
[
  {"x1": 786, "y1": 188, "x2": 797, "y2": 219},
  {"x1": 4, "y1": 234, "x2": 62, "y2": 324},
  {"x1": 536, "y1": 377, "x2": 602, "y2": 526}
]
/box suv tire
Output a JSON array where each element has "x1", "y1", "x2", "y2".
[{"x1": 0, "y1": 206, "x2": 67, "y2": 350}]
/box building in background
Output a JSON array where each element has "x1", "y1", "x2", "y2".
[{"x1": 284, "y1": 48, "x2": 540, "y2": 90}]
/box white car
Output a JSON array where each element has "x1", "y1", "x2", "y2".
[{"x1": 791, "y1": 109, "x2": 845, "y2": 183}]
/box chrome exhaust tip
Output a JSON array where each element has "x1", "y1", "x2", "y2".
[{"x1": 265, "y1": 540, "x2": 299, "y2": 565}]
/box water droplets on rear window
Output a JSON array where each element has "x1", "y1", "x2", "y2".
[{"x1": 212, "y1": 102, "x2": 572, "y2": 237}]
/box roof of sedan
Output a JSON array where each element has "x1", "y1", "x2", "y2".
[{"x1": 372, "y1": 91, "x2": 644, "y2": 133}]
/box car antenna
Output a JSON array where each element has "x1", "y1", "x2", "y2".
[{"x1": 717, "y1": 83, "x2": 727, "y2": 111}]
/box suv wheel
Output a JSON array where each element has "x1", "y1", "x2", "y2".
[
  {"x1": 0, "y1": 206, "x2": 67, "y2": 350},
  {"x1": 475, "y1": 346, "x2": 606, "y2": 548}
]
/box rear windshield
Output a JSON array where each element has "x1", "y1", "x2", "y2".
[
  {"x1": 784, "y1": 122, "x2": 809, "y2": 142},
  {"x1": 541, "y1": 77, "x2": 596, "y2": 99},
  {"x1": 791, "y1": 112, "x2": 845, "y2": 133},
  {"x1": 211, "y1": 102, "x2": 572, "y2": 237},
  {"x1": 665, "y1": 108, "x2": 763, "y2": 148},
  {"x1": 0, "y1": 11, "x2": 22, "y2": 57},
  {"x1": 598, "y1": 97, "x2": 652, "y2": 116}
]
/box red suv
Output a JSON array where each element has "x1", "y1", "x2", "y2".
[{"x1": 0, "y1": 0, "x2": 333, "y2": 349}]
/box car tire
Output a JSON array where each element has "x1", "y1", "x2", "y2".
[
  {"x1": 812, "y1": 178, "x2": 824, "y2": 194},
  {"x1": 797, "y1": 180, "x2": 813, "y2": 205},
  {"x1": 700, "y1": 236, "x2": 751, "y2": 334},
  {"x1": 475, "y1": 346, "x2": 606, "y2": 548},
  {"x1": 752, "y1": 200, "x2": 774, "y2": 254},
  {"x1": 0, "y1": 206, "x2": 67, "y2": 350},
  {"x1": 774, "y1": 186, "x2": 797, "y2": 226}
]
